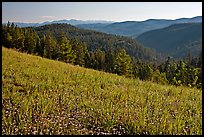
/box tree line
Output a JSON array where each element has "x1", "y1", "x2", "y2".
[{"x1": 2, "y1": 22, "x2": 202, "y2": 89}]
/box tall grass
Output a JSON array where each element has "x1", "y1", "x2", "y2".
[{"x1": 2, "y1": 47, "x2": 202, "y2": 135}]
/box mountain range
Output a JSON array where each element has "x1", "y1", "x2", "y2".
[
  {"x1": 7, "y1": 16, "x2": 202, "y2": 59},
  {"x1": 136, "y1": 23, "x2": 202, "y2": 58},
  {"x1": 10, "y1": 16, "x2": 201, "y2": 39},
  {"x1": 77, "y1": 16, "x2": 202, "y2": 38},
  {"x1": 8, "y1": 19, "x2": 115, "y2": 28}
]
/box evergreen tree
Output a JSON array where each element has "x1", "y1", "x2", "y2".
[
  {"x1": 13, "y1": 26, "x2": 25, "y2": 50},
  {"x1": 2, "y1": 24, "x2": 7, "y2": 47},
  {"x1": 71, "y1": 39, "x2": 88, "y2": 67},
  {"x1": 5, "y1": 33, "x2": 13, "y2": 48},
  {"x1": 24, "y1": 30, "x2": 36, "y2": 53},
  {"x1": 6, "y1": 21, "x2": 11, "y2": 34},
  {"x1": 10, "y1": 22, "x2": 15, "y2": 37},
  {"x1": 114, "y1": 48, "x2": 133, "y2": 77},
  {"x1": 43, "y1": 32, "x2": 56, "y2": 59},
  {"x1": 59, "y1": 32, "x2": 75, "y2": 64},
  {"x1": 33, "y1": 34, "x2": 42, "y2": 55},
  {"x1": 139, "y1": 64, "x2": 153, "y2": 81},
  {"x1": 105, "y1": 44, "x2": 115, "y2": 72},
  {"x1": 93, "y1": 48, "x2": 106, "y2": 70}
]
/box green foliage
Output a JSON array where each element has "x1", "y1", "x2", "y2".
[
  {"x1": 58, "y1": 32, "x2": 75, "y2": 64},
  {"x1": 71, "y1": 39, "x2": 89, "y2": 67},
  {"x1": 13, "y1": 26, "x2": 25, "y2": 51},
  {"x1": 105, "y1": 45, "x2": 115, "y2": 72},
  {"x1": 43, "y1": 32, "x2": 57, "y2": 59},
  {"x1": 93, "y1": 48, "x2": 106, "y2": 70},
  {"x1": 151, "y1": 70, "x2": 168, "y2": 85},
  {"x1": 34, "y1": 35, "x2": 41, "y2": 55},
  {"x1": 6, "y1": 33, "x2": 13, "y2": 48},
  {"x1": 161, "y1": 57, "x2": 202, "y2": 89},
  {"x1": 133, "y1": 61, "x2": 153, "y2": 81},
  {"x1": 114, "y1": 48, "x2": 133, "y2": 77},
  {"x1": 140, "y1": 64, "x2": 153, "y2": 81}
]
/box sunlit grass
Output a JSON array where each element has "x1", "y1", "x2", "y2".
[{"x1": 2, "y1": 47, "x2": 202, "y2": 135}]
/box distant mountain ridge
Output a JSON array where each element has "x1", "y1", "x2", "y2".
[
  {"x1": 7, "y1": 19, "x2": 115, "y2": 27},
  {"x1": 136, "y1": 22, "x2": 202, "y2": 58},
  {"x1": 77, "y1": 16, "x2": 202, "y2": 38},
  {"x1": 6, "y1": 16, "x2": 201, "y2": 38}
]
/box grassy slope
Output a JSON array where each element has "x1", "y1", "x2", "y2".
[{"x1": 2, "y1": 47, "x2": 202, "y2": 135}]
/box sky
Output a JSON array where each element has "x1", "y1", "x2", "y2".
[{"x1": 2, "y1": 2, "x2": 202, "y2": 23}]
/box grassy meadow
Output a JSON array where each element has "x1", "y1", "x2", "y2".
[{"x1": 2, "y1": 47, "x2": 202, "y2": 135}]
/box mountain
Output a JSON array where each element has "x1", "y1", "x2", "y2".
[
  {"x1": 174, "y1": 16, "x2": 202, "y2": 23},
  {"x1": 76, "y1": 16, "x2": 202, "y2": 38},
  {"x1": 9, "y1": 19, "x2": 115, "y2": 27},
  {"x1": 136, "y1": 23, "x2": 202, "y2": 58},
  {"x1": 30, "y1": 23, "x2": 166, "y2": 62},
  {"x1": 77, "y1": 20, "x2": 172, "y2": 38},
  {"x1": 43, "y1": 19, "x2": 115, "y2": 25}
]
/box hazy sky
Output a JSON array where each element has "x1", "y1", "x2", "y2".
[{"x1": 2, "y1": 2, "x2": 202, "y2": 23}]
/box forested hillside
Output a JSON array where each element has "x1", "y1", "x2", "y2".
[
  {"x1": 30, "y1": 23, "x2": 164, "y2": 62},
  {"x1": 136, "y1": 23, "x2": 202, "y2": 58}
]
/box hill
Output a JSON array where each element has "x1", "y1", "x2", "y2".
[
  {"x1": 2, "y1": 47, "x2": 202, "y2": 135},
  {"x1": 136, "y1": 23, "x2": 202, "y2": 58},
  {"x1": 76, "y1": 16, "x2": 202, "y2": 38},
  {"x1": 31, "y1": 23, "x2": 165, "y2": 62}
]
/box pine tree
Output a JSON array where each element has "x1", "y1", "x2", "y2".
[
  {"x1": 24, "y1": 29, "x2": 36, "y2": 53},
  {"x1": 6, "y1": 21, "x2": 11, "y2": 34},
  {"x1": 59, "y1": 32, "x2": 75, "y2": 64},
  {"x1": 105, "y1": 44, "x2": 115, "y2": 72},
  {"x1": 43, "y1": 32, "x2": 56, "y2": 59},
  {"x1": 5, "y1": 33, "x2": 13, "y2": 48},
  {"x1": 114, "y1": 48, "x2": 133, "y2": 77},
  {"x1": 93, "y1": 48, "x2": 106, "y2": 70},
  {"x1": 71, "y1": 39, "x2": 88, "y2": 67},
  {"x1": 139, "y1": 64, "x2": 153, "y2": 81},
  {"x1": 34, "y1": 34, "x2": 41, "y2": 55},
  {"x1": 2, "y1": 24, "x2": 7, "y2": 47},
  {"x1": 13, "y1": 26, "x2": 24, "y2": 50},
  {"x1": 38, "y1": 37, "x2": 45, "y2": 57},
  {"x1": 3, "y1": 22, "x2": 13, "y2": 48},
  {"x1": 10, "y1": 22, "x2": 15, "y2": 37}
]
